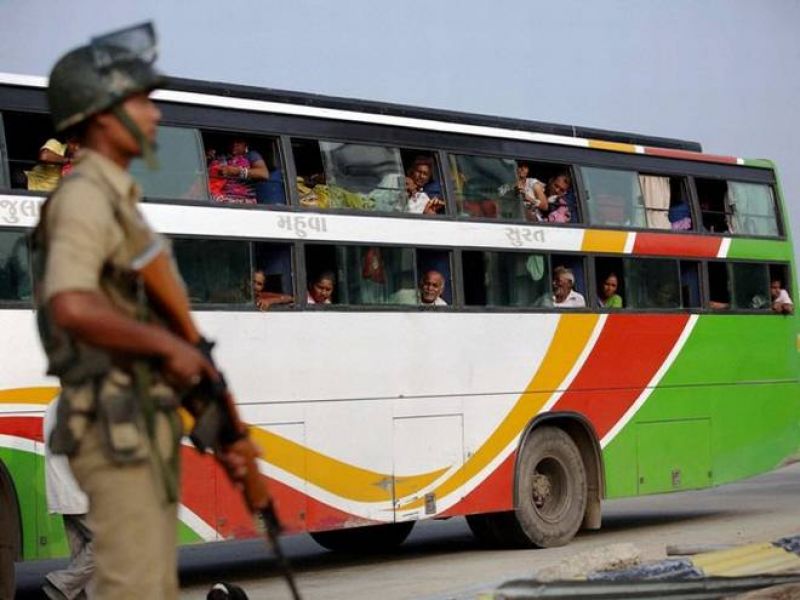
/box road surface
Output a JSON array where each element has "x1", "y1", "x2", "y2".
[{"x1": 15, "y1": 462, "x2": 800, "y2": 599}]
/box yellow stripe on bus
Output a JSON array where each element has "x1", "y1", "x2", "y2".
[
  {"x1": 250, "y1": 427, "x2": 448, "y2": 503},
  {"x1": 581, "y1": 229, "x2": 629, "y2": 253},
  {"x1": 397, "y1": 314, "x2": 599, "y2": 510},
  {"x1": 588, "y1": 140, "x2": 637, "y2": 153},
  {"x1": 0, "y1": 387, "x2": 60, "y2": 405}
]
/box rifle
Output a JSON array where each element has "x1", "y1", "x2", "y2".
[{"x1": 138, "y1": 252, "x2": 301, "y2": 600}]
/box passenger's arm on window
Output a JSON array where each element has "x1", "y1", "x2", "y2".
[
  {"x1": 532, "y1": 181, "x2": 549, "y2": 211},
  {"x1": 248, "y1": 158, "x2": 269, "y2": 181}
]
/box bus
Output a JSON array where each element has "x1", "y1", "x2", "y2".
[{"x1": 0, "y1": 72, "x2": 798, "y2": 562}]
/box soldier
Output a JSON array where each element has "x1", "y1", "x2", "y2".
[{"x1": 34, "y1": 23, "x2": 223, "y2": 599}]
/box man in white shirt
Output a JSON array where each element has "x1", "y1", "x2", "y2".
[
  {"x1": 42, "y1": 398, "x2": 94, "y2": 600},
  {"x1": 419, "y1": 270, "x2": 448, "y2": 306},
  {"x1": 537, "y1": 266, "x2": 586, "y2": 308},
  {"x1": 770, "y1": 279, "x2": 794, "y2": 314}
]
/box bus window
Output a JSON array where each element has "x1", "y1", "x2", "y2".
[
  {"x1": 623, "y1": 258, "x2": 680, "y2": 309},
  {"x1": 1, "y1": 111, "x2": 63, "y2": 192},
  {"x1": 293, "y1": 139, "x2": 408, "y2": 213},
  {"x1": 305, "y1": 244, "x2": 415, "y2": 306},
  {"x1": 680, "y1": 261, "x2": 702, "y2": 308},
  {"x1": 400, "y1": 152, "x2": 446, "y2": 215},
  {"x1": 639, "y1": 174, "x2": 692, "y2": 231},
  {"x1": 449, "y1": 154, "x2": 516, "y2": 220},
  {"x1": 0, "y1": 230, "x2": 31, "y2": 302},
  {"x1": 731, "y1": 262, "x2": 770, "y2": 310},
  {"x1": 727, "y1": 182, "x2": 780, "y2": 237},
  {"x1": 581, "y1": 167, "x2": 646, "y2": 228},
  {"x1": 595, "y1": 256, "x2": 625, "y2": 309},
  {"x1": 416, "y1": 249, "x2": 452, "y2": 306},
  {"x1": 252, "y1": 243, "x2": 294, "y2": 310},
  {"x1": 130, "y1": 126, "x2": 208, "y2": 202},
  {"x1": 695, "y1": 178, "x2": 731, "y2": 234},
  {"x1": 707, "y1": 261, "x2": 731, "y2": 310},
  {"x1": 171, "y1": 238, "x2": 251, "y2": 305},
  {"x1": 201, "y1": 132, "x2": 282, "y2": 205},
  {"x1": 463, "y1": 251, "x2": 550, "y2": 308},
  {"x1": 0, "y1": 114, "x2": 9, "y2": 189},
  {"x1": 769, "y1": 264, "x2": 794, "y2": 314}
]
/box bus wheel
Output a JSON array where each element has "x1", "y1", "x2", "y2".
[
  {"x1": 310, "y1": 521, "x2": 414, "y2": 553},
  {"x1": 512, "y1": 426, "x2": 587, "y2": 548}
]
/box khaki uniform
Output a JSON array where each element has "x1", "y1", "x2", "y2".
[{"x1": 38, "y1": 149, "x2": 181, "y2": 600}]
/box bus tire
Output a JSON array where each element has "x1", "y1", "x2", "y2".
[
  {"x1": 310, "y1": 521, "x2": 414, "y2": 553},
  {"x1": 511, "y1": 426, "x2": 587, "y2": 548},
  {"x1": 0, "y1": 460, "x2": 22, "y2": 598}
]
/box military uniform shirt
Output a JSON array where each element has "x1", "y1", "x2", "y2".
[{"x1": 42, "y1": 148, "x2": 164, "y2": 318}]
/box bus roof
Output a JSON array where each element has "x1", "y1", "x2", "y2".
[
  {"x1": 167, "y1": 76, "x2": 703, "y2": 153},
  {"x1": 0, "y1": 71, "x2": 702, "y2": 153}
]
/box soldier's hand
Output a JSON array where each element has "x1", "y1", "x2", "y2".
[{"x1": 162, "y1": 338, "x2": 218, "y2": 387}]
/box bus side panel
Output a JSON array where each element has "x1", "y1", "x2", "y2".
[
  {"x1": 603, "y1": 314, "x2": 800, "y2": 498},
  {"x1": 0, "y1": 445, "x2": 68, "y2": 560}
]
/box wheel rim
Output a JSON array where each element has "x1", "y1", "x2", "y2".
[{"x1": 530, "y1": 455, "x2": 571, "y2": 523}]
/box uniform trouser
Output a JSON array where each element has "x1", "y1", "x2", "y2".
[
  {"x1": 69, "y1": 419, "x2": 179, "y2": 600},
  {"x1": 43, "y1": 514, "x2": 94, "y2": 599}
]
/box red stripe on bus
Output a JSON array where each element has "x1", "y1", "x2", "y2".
[
  {"x1": 0, "y1": 416, "x2": 44, "y2": 443},
  {"x1": 644, "y1": 146, "x2": 739, "y2": 164},
  {"x1": 440, "y1": 451, "x2": 516, "y2": 517},
  {"x1": 552, "y1": 314, "x2": 689, "y2": 438},
  {"x1": 633, "y1": 233, "x2": 722, "y2": 258},
  {"x1": 179, "y1": 445, "x2": 376, "y2": 538}
]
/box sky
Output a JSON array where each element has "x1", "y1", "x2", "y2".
[{"x1": 1, "y1": 0, "x2": 799, "y2": 259}]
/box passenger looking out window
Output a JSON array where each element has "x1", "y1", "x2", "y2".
[
  {"x1": 498, "y1": 162, "x2": 543, "y2": 221},
  {"x1": 207, "y1": 138, "x2": 268, "y2": 204},
  {"x1": 597, "y1": 272, "x2": 623, "y2": 308},
  {"x1": 419, "y1": 270, "x2": 448, "y2": 306},
  {"x1": 405, "y1": 157, "x2": 445, "y2": 214},
  {"x1": 25, "y1": 137, "x2": 80, "y2": 191},
  {"x1": 307, "y1": 271, "x2": 335, "y2": 305},
  {"x1": 770, "y1": 279, "x2": 794, "y2": 314},
  {"x1": 537, "y1": 266, "x2": 586, "y2": 308},
  {"x1": 252, "y1": 269, "x2": 293, "y2": 311}
]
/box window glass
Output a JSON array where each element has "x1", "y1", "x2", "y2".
[
  {"x1": 339, "y1": 245, "x2": 415, "y2": 305},
  {"x1": 727, "y1": 182, "x2": 780, "y2": 237},
  {"x1": 640, "y1": 175, "x2": 690, "y2": 231},
  {"x1": 305, "y1": 244, "x2": 416, "y2": 306},
  {"x1": 679, "y1": 261, "x2": 702, "y2": 308},
  {"x1": 131, "y1": 126, "x2": 208, "y2": 201},
  {"x1": 731, "y1": 262, "x2": 770, "y2": 310},
  {"x1": 0, "y1": 230, "x2": 31, "y2": 301},
  {"x1": 449, "y1": 154, "x2": 518, "y2": 219},
  {"x1": 582, "y1": 167, "x2": 646, "y2": 228},
  {"x1": 707, "y1": 262, "x2": 731, "y2": 310},
  {"x1": 696, "y1": 178, "x2": 731, "y2": 234},
  {"x1": 463, "y1": 251, "x2": 550, "y2": 307},
  {"x1": 307, "y1": 141, "x2": 407, "y2": 212},
  {"x1": 623, "y1": 258, "x2": 679, "y2": 309},
  {"x1": 252, "y1": 243, "x2": 293, "y2": 310},
  {"x1": 172, "y1": 238, "x2": 250, "y2": 304},
  {"x1": 0, "y1": 114, "x2": 9, "y2": 188},
  {"x1": 1, "y1": 111, "x2": 60, "y2": 191}
]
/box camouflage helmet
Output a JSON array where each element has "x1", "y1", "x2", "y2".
[{"x1": 47, "y1": 22, "x2": 163, "y2": 133}]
